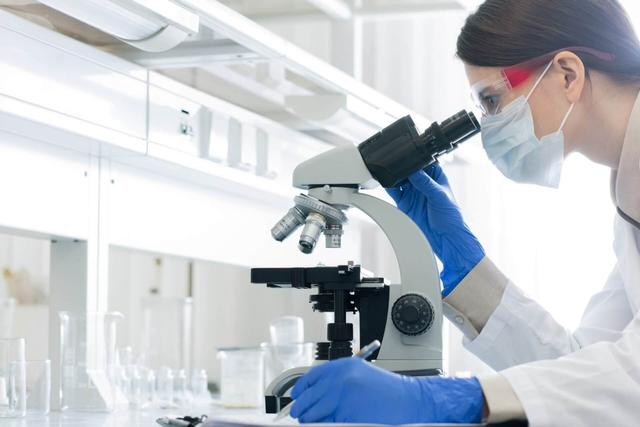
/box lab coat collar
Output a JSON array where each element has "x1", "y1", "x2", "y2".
[{"x1": 612, "y1": 91, "x2": 640, "y2": 229}]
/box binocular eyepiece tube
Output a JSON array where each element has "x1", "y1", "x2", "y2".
[{"x1": 358, "y1": 110, "x2": 480, "y2": 188}]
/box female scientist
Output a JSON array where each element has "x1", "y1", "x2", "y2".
[{"x1": 289, "y1": 0, "x2": 640, "y2": 425}]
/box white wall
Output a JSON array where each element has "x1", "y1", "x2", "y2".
[{"x1": 621, "y1": 0, "x2": 640, "y2": 32}]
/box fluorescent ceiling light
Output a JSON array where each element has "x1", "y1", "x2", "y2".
[
  {"x1": 304, "y1": 0, "x2": 352, "y2": 20},
  {"x1": 38, "y1": 0, "x2": 199, "y2": 52},
  {"x1": 286, "y1": 94, "x2": 396, "y2": 142}
]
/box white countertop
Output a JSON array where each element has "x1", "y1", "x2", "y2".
[
  {"x1": 1, "y1": 406, "x2": 276, "y2": 427},
  {"x1": 1, "y1": 409, "x2": 500, "y2": 427}
]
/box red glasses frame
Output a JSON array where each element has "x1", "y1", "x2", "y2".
[{"x1": 502, "y1": 46, "x2": 616, "y2": 90}]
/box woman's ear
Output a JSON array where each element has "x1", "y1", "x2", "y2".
[{"x1": 553, "y1": 51, "x2": 586, "y2": 104}]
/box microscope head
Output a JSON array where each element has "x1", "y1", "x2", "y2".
[
  {"x1": 271, "y1": 110, "x2": 480, "y2": 255},
  {"x1": 292, "y1": 110, "x2": 480, "y2": 190},
  {"x1": 292, "y1": 144, "x2": 378, "y2": 190}
]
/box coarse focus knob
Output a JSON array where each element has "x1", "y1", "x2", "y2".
[{"x1": 391, "y1": 294, "x2": 434, "y2": 336}]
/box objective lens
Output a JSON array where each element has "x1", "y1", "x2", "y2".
[
  {"x1": 298, "y1": 213, "x2": 326, "y2": 254},
  {"x1": 324, "y1": 224, "x2": 343, "y2": 249},
  {"x1": 271, "y1": 207, "x2": 306, "y2": 242}
]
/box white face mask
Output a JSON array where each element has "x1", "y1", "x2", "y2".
[{"x1": 481, "y1": 61, "x2": 575, "y2": 188}]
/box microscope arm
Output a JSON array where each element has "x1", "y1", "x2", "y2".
[
  {"x1": 349, "y1": 192, "x2": 440, "y2": 304},
  {"x1": 307, "y1": 186, "x2": 442, "y2": 367}
]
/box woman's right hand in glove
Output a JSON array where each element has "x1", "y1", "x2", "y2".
[{"x1": 386, "y1": 164, "x2": 485, "y2": 296}]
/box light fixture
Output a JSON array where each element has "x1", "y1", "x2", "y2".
[
  {"x1": 285, "y1": 94, "x2": 424, "y2": 144},
  {"x1": 38, "y1": 0, "x2": 199, "y2": 52},
  {"x1": 304, "y1": 0, "x2": 352, "y2": 20}
]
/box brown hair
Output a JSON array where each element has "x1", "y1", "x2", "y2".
[{"x1": 457, "y1": 0, "x2": 640, "y2": 81}]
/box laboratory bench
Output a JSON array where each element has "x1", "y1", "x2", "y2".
[
  {"x1": 1, "y1": 406, "x2": 254, "y2": 427},
  {"x1": 1, "y1": 407, "x2": 528, "y2": 427}
]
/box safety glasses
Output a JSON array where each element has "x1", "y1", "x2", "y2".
[{"x1": 471, "y1": 47, "x2": 615, "y2": 117}]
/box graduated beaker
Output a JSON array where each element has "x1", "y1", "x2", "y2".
[
  {"x1": 0, "y1": 338, "x2": 25, "y2": 418},
  {"x1": 59, "y1": 311, "x2": 126, "y2": 412}
]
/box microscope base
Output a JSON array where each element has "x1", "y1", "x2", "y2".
[{"x1": 264, "y1": 366, "x2": 443, "y2": 414}]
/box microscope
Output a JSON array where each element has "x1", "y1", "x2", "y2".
[{"x1": 251, "y1": 111, "x2": 480, "y2": 413}]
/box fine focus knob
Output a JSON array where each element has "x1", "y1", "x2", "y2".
[{"x1": 391, "y1": 294, "x2": 434, "y2": 336}]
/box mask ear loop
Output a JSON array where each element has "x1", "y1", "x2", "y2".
[
  {"x1": 525, "y1": 60, "x2": 576, "y2": 133},
  {"x1": 558, "y1": 103, "x2": 575, "y2": 132}
]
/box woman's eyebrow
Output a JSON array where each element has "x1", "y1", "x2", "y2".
[{"x1": 478, "y1": 87, "x2": 498, "y2": 98}]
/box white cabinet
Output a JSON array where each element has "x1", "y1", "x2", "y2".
[
  {"x1": 0, "y1": 7, "x2": 367, "y2": 268},
  {"x1": 0, "y1": 25, "x2": 147, "y2": 141},
  {"x1": 146, "y1": 71, "x2": 331, "y2": 191},
  {"x1": 148, "y1": 85, "x2": 204, "y2": 156},
  {"x1": 0, "y1": 131, "x2": 91, "y2": 240}
]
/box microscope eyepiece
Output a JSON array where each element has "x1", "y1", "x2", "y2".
[
  {"x1": 358, "y1": 110, "x2": 481, "y2": 188},
  {"x1": 439, "y1": 110, "x2": 481, "y2": 147}
]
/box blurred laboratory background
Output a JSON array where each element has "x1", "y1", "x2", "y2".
[{"x1": 1, "y1": 0, "x2": 639, "y2": 415}]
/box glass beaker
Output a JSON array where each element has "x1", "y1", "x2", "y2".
[
  {"x1": 58, "y1": 311, "x2": 126, "y2": 412},
  {"x1": 217, "y1": 348, "x2": 264, "y2": 408},
  {"x1": 262, "y1": 342, "x2": 314, "y2": 388},
  {"x1": 139, "y1": 297, "x2": 192, "y2": 374},
  {"x1": 269, "y1": 316, "x2": 304, "y2": 346},
  {"x1": 13, "y1": 360, "x2": 50, "y2": 417},
  {"x1": 0, "y1": 338, "x2": 26, "y2": 418}
]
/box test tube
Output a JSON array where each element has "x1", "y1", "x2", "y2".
[
  {"x1": 175, "y1": 369, "x2": 189, "y2": 406},
  {"x1": 157, "y1": 367, "x2": 174, "y2": 408},
  {"x1": 190, "y1": 369, "x2": 209, "y2": 400},
  {"x1": 129, "y1": 366, "x2": 144, "y2": 409},
  {"x1": 143, "y1": 369, "x2": 157, "y2": 407}
]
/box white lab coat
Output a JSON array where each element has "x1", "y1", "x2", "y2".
[{"x1": 443, "y1": 95, "x2": 640, "y2": 426}]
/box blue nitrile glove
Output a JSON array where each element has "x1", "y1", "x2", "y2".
[
  {"x1": 290, "y1": 357, "x2": 484, "y2": 424},
  {"x1": 386, "y1": 164, "x2": 485, "y2": 296}
]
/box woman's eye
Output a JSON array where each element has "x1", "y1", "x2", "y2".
[
  {"x1": 482, "y1": 95, "x2": 498, "y2": 107},
  {"x1": 481, "y1": 94, "x2": 500, "y2": 113}
]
